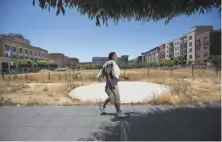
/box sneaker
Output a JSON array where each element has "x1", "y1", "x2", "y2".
[
  {"x1": 99, "y1": 105, "x2": 106, "y2": 114},
  {"x1": 116, "y1": 111, "x2": 127, "y2": 118}
]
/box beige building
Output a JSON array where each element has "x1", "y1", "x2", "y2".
[{"x1": 0, "y1": 34, "x2": 48, "y2": 73}]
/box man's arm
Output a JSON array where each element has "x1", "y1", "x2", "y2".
[
  {"x1": 105, "y1": 64, "x2": 115, "y2": 89},
  {"x1": 106, "y1": 72, "x2": 115, "y2": 89}
]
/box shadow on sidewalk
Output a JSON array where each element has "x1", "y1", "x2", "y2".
[{"x1": 86, "y1": 105, "x2": 221, "y2": 141}]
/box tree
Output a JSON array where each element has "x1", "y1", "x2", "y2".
[
  {"x1": 36, "y1": 60, "x2": 58, "y2": 67},
  {"x1": 209, "y1": 55, "x2": 221, "y2": 66},
  {"x1": 17, "y1": 59, "x2": 33, "y2": 67},
  {"x1": 32, "y1": 0, "x2": 220, "y2": 26},
  {"x1": 173, "y1": 55, "x2": 186, "y2": 65}
]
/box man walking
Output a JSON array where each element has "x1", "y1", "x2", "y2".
[{"x1": 98, "y1": 52, "x2": 126, "y2": 118}]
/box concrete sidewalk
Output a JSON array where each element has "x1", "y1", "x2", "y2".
[{"x1": 0, "y1": 105, "x2": 221, "y2": 141}]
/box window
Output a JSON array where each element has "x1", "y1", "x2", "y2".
[
  {"x1": 204, "y1": 45, "x2": 208, "y2": 49},
  {"x1": 204, "y1": 52, "x2": 208, "y2": 57},
  {"x1": 189, "y1": 55, "x2": 192, "y2": 59},
  {"x1": 5, "y1": 53, "x2": 9, "y2": 57},
  {"x1": 25, "y1": 49, "x2": 28, "y2": 54},
  {"x1": 39, "y1": 52, "x2": 41, "y2": 56},
  {"x1": 19, "y1": 55, "x2": 23, "y2": 59},
  {"x1": 19, "y1": 48, "x2": 22, "y2": 53},
  {"x1": 25, "y1": 56, "x2": 29, "y2": 59},
  {"x1": 12, "y1": 54, "x2": 17, "y2": 59},
  {"x1": 204, "y1": 37, "x2": 209, "y2": 44},
  {"x1": 189, "y1": 36, "x2": 192, "y2": 40},
  {"x1": 5, "y1": 44, "x2": 10, "y2": 51},
  {"x1": 189, "y1": 42, "x2": 192, "y2": 46},
  {"x1": 196, "y1": 39, "x2": 201, "y2": 46},
  {"x1": 30, "y1": 51, "x2": 33, "y2": 56},
  {"x1": 35, "y1": 52, "x2": 37, "y2": 56},
  {"x1": 167, "y1": 55, "x2": 169, "y2": 58},
  {"x1": 189, "y1": 48, "x2": 192, "y2": 53},
  {"x1": 12, "y1": 46, "x2": 16, "y2": 52},
  {"x1": 42, "y1": 53, "x2": 44, "y2": 57}
]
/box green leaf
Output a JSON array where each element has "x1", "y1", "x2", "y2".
[
  {"x1": 61, "y1": 6, "x2": 65, "y2": 15},
  {"x1": 56, "y1": 8, "x2": 60, "y2": 16}
]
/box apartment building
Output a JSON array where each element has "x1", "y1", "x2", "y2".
[
  {"x1": 129, "y1": 56, "x2": 142, "y2": 64},
  {"x1": 141, "y1": 47, "x2": 160, "y2": 63},
  {"x1": 165, "y1": 42, "x2": 174, "y2": 59},
  {"x1": 49, "y1": 53, "x2": 79, "y2": 68},
  {"x1": 92, "y1": 55, "x2": 129, "y2": 64},
  {"x1": 0, "y1": 34, "x2": 48, "y2": 73},
  {"x1": 159, "y1": 44, "x2": 165, "y2": 61},
  {"x1": 173, "y1": 38, "x2": 181, "y2": 58},
  {"x1": 0, "y1": 34, "x2": 48, "y2": 60},
  {"x1": 69, "y1": 58, "x2": 79, "y2": 65},
  {"x1": 178, "y1": 26, "x2": 213, "y2": 64},
  {"x1": 195, "y1": 30, "x2": 221, "y2": 64}
]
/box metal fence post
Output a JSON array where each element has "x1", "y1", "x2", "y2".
[
  {"x1": 215, "y1": 66, "x2": 218, "y2": 77},
  {"x1": 171, "y1": 68, "x2": 172, "y2": 77},
  {"x1": 192, "y1": 65, "x2": 194, "y2": 78},
  {"x1": 147, "y1": 66, "x2": 149, "y2": 77},
  {"x1": 124, "y1": 67, "x2": 126, "y2": 77}
]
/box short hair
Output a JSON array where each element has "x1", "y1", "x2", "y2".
[{"x1": 108, "y1": 52, "x2": 116, "y2": 60}]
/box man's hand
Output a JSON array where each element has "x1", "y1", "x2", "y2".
[{"x1": 111, "y1": 85, "x2": 115, "y2": 89}]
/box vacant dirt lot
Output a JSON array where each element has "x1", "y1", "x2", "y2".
[{"x1": 0, "y1": 68, "x2": 221, "y2": 106}]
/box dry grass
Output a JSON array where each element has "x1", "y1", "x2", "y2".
[{"x1": 0, "y1": 68, "x2": 220, "y2": 106}]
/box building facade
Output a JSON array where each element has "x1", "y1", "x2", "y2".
[
  {"x1": 159, "y1": 44, "x2": 165, "y2": 61},
  {"x1": 182, "y1": 26, "x2": 213, "y2": 64},
  {"x1": 92, "y1": 55, "x2": 129, "y2": 65},
  {"x1": 165, "y1": 42, "x2": 174, "y2": 60},
  {"x1": 173, "y1": 38, "x2": 181, "y2": 58},
  {"x1": 141, "y1": 47, "x2": 160, "y2": 63},
  {"x1": 141, "y1": 26, "x2": 215, "y2": 64},
  {"x1": 195, "y1": 30, "x2": 221, "y2": 64},
  {"x1": 49, "y1": 53, "x2": 66, "y2": 68},
  {"x1": 0, "y1": 34, "x2": 48, "y2": 73}
]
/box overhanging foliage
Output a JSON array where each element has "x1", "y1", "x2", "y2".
[{"x1": 32, "y1": 0, "x2": 221, "y2": 26}]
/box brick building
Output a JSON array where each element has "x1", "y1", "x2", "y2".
[
  {"x1": 0, "y1": 34, "x2": 48, "y2": 73},
  {"x1": 195, "y1": 30, "x2": 221, "y2": 64}
]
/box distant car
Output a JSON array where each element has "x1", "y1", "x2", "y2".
[
  {"x1": 55, "y1": 68, "x2": 67, "y2": 72},
  {"x1": 39, "y1": 69, "x2": 50, "y2": 72}
]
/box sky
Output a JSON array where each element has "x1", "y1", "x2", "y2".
[{"x1": 0, "y1": 0, "x2": 221, "y2": 62}]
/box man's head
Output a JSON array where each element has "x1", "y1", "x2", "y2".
[{"x1": 108, "y1": 52, "x2": 118, "y2": 61}]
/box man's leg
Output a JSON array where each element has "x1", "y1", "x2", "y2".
[
  {"x1": 113, "y1": 85, "x2": 121, "y2": 112},
  {"x1": 113, "y1": 85, "x2": 126, "y2": 117},
  {"x1": 103, "y1": 97, "x2": 110, "y2": 108}
]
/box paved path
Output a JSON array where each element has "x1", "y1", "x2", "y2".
[
  {"x1": 70, "y1": 82, "x2": 169, "y2": 103},
  {"x1": 0, "y1": 105, "x2": 221, "y2": 141}
]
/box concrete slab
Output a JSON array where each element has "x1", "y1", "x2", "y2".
[
  {"x1": 56, "y1": 127, "x2": 91, "y2": 141},
  {"x1": 0, "y1": 127, "x2": 40, "y2": 141},
  {"x1": 44, "y1": 116, "x2": 73, "y2": 127},
  {"x1": 68, "y1": 116, "x2": 96, "y2": 127},
  {"x1": 69, "y1": 81, "x2": 169, "y2": 103},
  {"x1": 19, "y1": 115, "x2": 52, "y2": 127},
  {"x1": 0, "y1": 106, "x2": 220, "y2": 141},
  {"x1": 28, "y1": 127, "x2": 64, "y2": 141}
]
